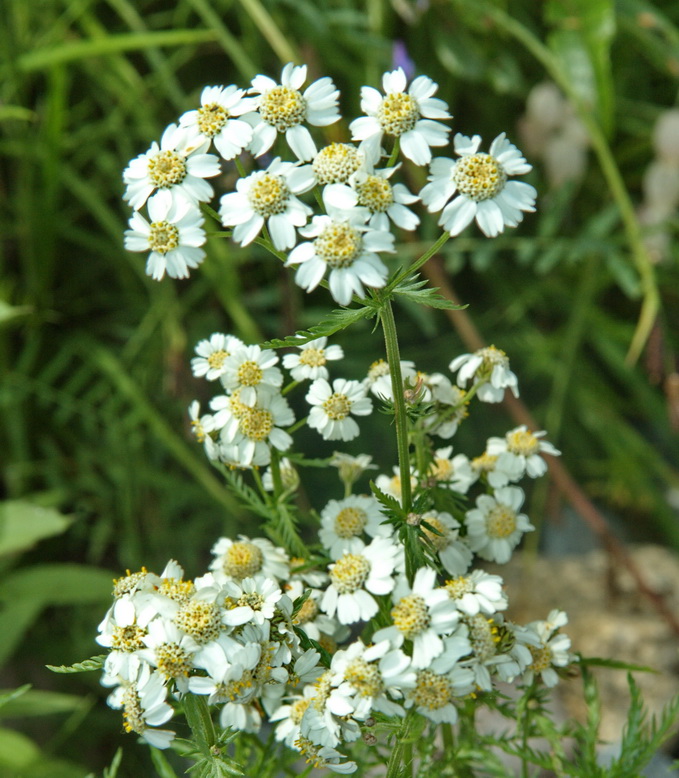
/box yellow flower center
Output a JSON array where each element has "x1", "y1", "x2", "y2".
[
  {"x1": 314, "y1": 222, "x2": 362, "y2": 268},
  {"x1": 259, "y1": 86, "x2": 306, "y2": 131},
  {"x1": 313, "y1": 143, "x2": 362, "y2": 184},
  {"x1": 112, "y1": 568, "x2": 148, "y2": 598},
  {"x1": 445, "y1": 576, "x2": 473, "y2": 600},
  {"x1": 471, "y1": 452, "x2": 498, "y2": 473},
  {"x1": 237, "y1": 360, "x2": 264, "y2": 387},
  {"x1": 197, "y1": 102, "x2": 229, "y2": 137},
  {"x1": 344, "y1": 657, "x2": 384, "y2": 697},
  {"x1": 111, "y1": 624, "x2": 147, "y2": 652},
  {"x1": 467, "y1": 614, "x2": 499, "y2": 661},
  {"x1": 239, "y1": 407, "x2": 274, "y2": 441},
  {"x1": 312, "y1": 671, "x2": 333, "y2": 711},
  {"x1": 299, "y1": 347, "x2": 326, "y2": 367},
  {"x1": 421, "y1": 517, "x2": 449, "y2": 551},
  {"x1": 486, "y1": 505, "x2": 517, "y2": 539},
  {"x1": 223, "y1": 541, "x2": 264, "y2": 579},
  {"x1": 148, "y1": 221, "x2": 179, "y2": 254},
  {"x1": 291, "y1": 697, "x2": 312, "y2": 724},
  {"x1": 228, "y1": 390, "x2": 249, "y2": 419},
  {"x1": 377, "y1": 92, "x2": 420, "y2": 136},
  {"x1": 329, "y1": 553, "x2": 371, "y2": 594},
  {"x1": 357, "y1": 175, "x2": 394, "y2": 213},
  {"x1": 174, "y1": 601, "x2": 222, "y2": 643},
  {"x1": 322, "y1": 392, "x2": 351, "y2": 421},
  {"x1": 506, "y1": 429, "x2": 540, "y2": 456},
  {"x1": 148, "y1": 149, "x2": 187, "y2": 188},
  {"x1": 155, "y1": 642, "x2": 193, "y2": 679},
  {"x1": 215, "y1": 670, "x2": 254, "y2": 701},
  {"x1": 293, "y1": 597, "x2": 319, "y2": 625},
  {"x1": 235, "y1": 591, "x2": 265, "y2": 611},
  {"x1": 368, "y1": 358, "x2": 390, "y2": 381},
  {"x1": 334, "y1": 506, "x2": 368, "y2": 538},
  {"x1": 430, "y1": 457, "x2": 454, "y2": 481},
  {"x1": 453, "y1": 153, "x2": 507, "y2": 201},
  {"x1": 529, "y1": 645, "x2": 552, "y2": 672},
  {"x1": 411, "y1": 669, "x2": 452, "y2": 710},
  {"x1": 159, "y1": 578, "x2": 196, "y2": 603},
  {"x1": 122, "y1": 685, "x2": 146, "y2": 734},
  {"x1": 248, "y1": 173, "x2": 290, "y2": 217},
  {"x1": 207, "y1": 349, "x2": 228, "y2": 369},
  {"x1": 391, "y1": 594, "x2": 430, "y2": 639}
]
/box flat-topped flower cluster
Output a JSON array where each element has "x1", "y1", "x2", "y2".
[{"x1": 122, "y1": 63, "x2": 537, "y2": 301}]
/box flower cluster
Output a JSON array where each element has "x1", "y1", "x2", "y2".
[{"x1": 122, "y1": 64, "x2": 537, "y2": 298}]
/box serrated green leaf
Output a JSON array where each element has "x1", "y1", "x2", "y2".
[
  {"x1": 578, "y1": 655, "x2": 658, "y2": 673},
  {"x1": 0, "y1": 501, "x2": 72, "y2": 557},
  {"x1": 46, "y1": 655, "x2": 106, "y2": 674},
  {"x1": 260, "y1": 305, "x2": 374, "y2": 349},
  {"x1": 393, "y1": 276, "x2": 465, "y2": 310}
]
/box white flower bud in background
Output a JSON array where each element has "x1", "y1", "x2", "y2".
[{"x1": 652, "y1": 108, "x2": 679, "y2": 163}]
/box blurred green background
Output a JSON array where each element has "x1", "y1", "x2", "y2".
[{"x1": 1, "y1": 0, "x2": 679, "y2": 774}]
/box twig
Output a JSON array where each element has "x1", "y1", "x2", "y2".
[{"x1": 423, "y1": 255, "x2": 679, "y2": 639}]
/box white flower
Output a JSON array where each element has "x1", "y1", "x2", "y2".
[
  {"x1": 221, "y1": 576, "x2": 283, "y2": 626},
  {"x1": 219, "y1": 157, "x2": 314, "y2": 250},
  {"x1": 107, "y1": 664, "x2": 175, "y2": 749},
  {"x1": 306, "y1": 378, "x2": 373, "y2": 441},
  {"x1": 320, "y1": 537, "x2": 399, "y2": 625},
  {"x1": 485, "y1": 425, "x2": 560, "y2": 486},
  {"x1": 312, "y1": 142, "x2": 364, "y2": 185},
  {"x1": 420, "y1": 132, "x2": 537, "y2": 237},
  {"x1": 363, "y1": 358, "x2": 417, "y2": 401},
  {"x1": 97, "y1": 595, "x2": 154, "y2": 683},
  {"x1": 449, "y1": 345, "x2": 519, "y2": 403},
  {"x1": 123, "y1": 123, "x2": 220, "y2": 210},
  {"x1": 294, "y1": 739, "x2": 357, "y2": 774},
  {"x1": 220, "y1": 345, "x2": 283, "y2": 406},
  {"x1": 423, "y1": 447, "x2": 477, "y2": 495},
  {"x1": 286, "y1": 200, "x2": 395, "y2": 305},
  {"x1": 282, "y1": 336, "x2": 344, "y2": 382},
  {"x1": 270, "y1": 687, "x2": 317, "y2": 747},
  {"x1": 374, "y1": 466, "x2": 417, "y2": 506},
  {"x1": 191, "y1": 333, "x2": 246, "y2": 381},
  {"x1": 323, "y1": 164, "x2": 420, "y2": 232},
  {"x1": 419, "y1": 510, "x2": 473, "y2": 576},
  {"x1": 464, "y1": 487, "x2": 534, "y2": 564},
  {"x1": 350, "y1": 68, "x2": 451, "y2": 166},
  {"x1": 137, "y1": 618, "x2": 200, "y2": 693},
  {"x1": 179, "y1": 84, "x2": 256, "y2": 160},
  {"x1": 210, "y1": 535, "x2": 290, "y2": 583},
  {"x1": 189, "y1": 635, "x2": 261, "y2": 704},
  {"x1": 124, "y1": 191, "x2": 206, "y2": 281},
  {"x1": 443, "y1": 569, "x2": 508, "y2": 617},
  {"x1": 329, "y1": 639, "x2": 416, "y2": 720},
  {"x1": 462, "y1": 613, "x2": 517, "y2": 690},
  {"x1": 373, "y1": 566, "x2": 460, "y2": 669},
  {"x1": 405, "y1": 633, "x2": 474, "y2": 723},
  {"x1": 319, "y1": 494, "x2": 390, "y2": 559},
  {"x1": 249, "y1": 63, "x2": 340, "y2": 161},
  {"x1": 420, "y1": 373, "x2": 468, "y2": 438},
  {"x1": 513, "y1": 610, "x2": 572, "y2": 687}
]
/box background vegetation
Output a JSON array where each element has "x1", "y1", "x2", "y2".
[{"x1": 1, "y1": 0, "x2": 678, "y2": 774}]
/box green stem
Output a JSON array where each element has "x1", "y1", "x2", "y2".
[
  {"x1": 386, "y1": 709, "x2": 415, "y2": 778},
  {"x1": 380, "y1": 298, "x2": 412, "y2": 513},
  {"x1": 386, "y1": 138, "x2": 401, "y2": 168},
  {"x1": 387, "y1": 231, "x2": 451, "y2": 292}
]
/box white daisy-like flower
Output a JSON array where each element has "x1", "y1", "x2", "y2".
[
  {"x1": 218, "y1": 388, "x2": 294, "y2": 467},
  {"x1": 363, "y1": 358, "x2": 417, "y2": 401},
  {"x1": 210, "y1": 535, "x2": 290, "y2": 583},
  {"x1": 106, "y1": 664, "x2": 175, "y2": 749},
  {"x1": 423, "y1": 447, "x2": 477, "y2": 495},
  {"x1": 190, "y1": 634, "x2": 262, "y2": 704},
  {"x1": 323, "y1": 164, "x2": 420, "y2": 232},
  {"x1": 513, "y1": 610, "x2": 572, "y2": 687},
  {"x1": 419, "y1": 510, "x2": 473, "y2": 576},
  {"x1": 298, "y1": 670, "x2": 361, "y2": 749},
  {"x1": 350, "y1": 67, "x2": 451, "y2": 166},
  {"x1": 444, "y1": 569, "x2": 508, "y2": 617},
  {"x1": 374, "y1": 466, "x2": 417, "y2": 506},
  {"x1": 329, "y1": 639, "x2": 416, "y2": 720},
  {"x1": 319, "y1": 494, "x2": 391, "y2": 559},
  {"x1": 372, "y1": 566, "x2": 460, "y2": 669},
  {"x1": 420, "y1": 132, "x2": 537, "y2": 237},
  {"x1": 124, "y1": 191, "x2": 206, "y2": 281},
  {"x1": 485, "y1": 425, "x2": 561, "y2": 486},
  {"x1": 420, "y1": 373, "x2": 468, "y2": 438},
  {"x1": 282, "y1": 336, "x2": 344, "y2": 382},
  {"x1": 97, "y1": 594, "x2": 154, "y2": 683},
  {"x1": 137, "y1": 618, "x2": 200, "y2": 693},
  {"x1": 248, "y1": 63, "x2": 340, "y2": 161},
  {"x1": 293, "y1": 739, "x2": 357, "y2": 774},
  {"x1": 306, "y1": 378, "x2": 373, "y2": 442},
  {"x1": 464, "y1": 486, "x2": 534, "y2": 564},
  {"x1": 179, "y1": 84, "x2": 256, "y2": 160},
  {"x1": 461, "y1": 613, "x2": 517, "y2": 691},
  {"x1": 405, "y1": 632, "x2": 474, "y2": 724},
  {"x1": 219, "y1": 157, "x2": 314, "y2": 250},
  {"x1": 312, "y1": 142, "x2": 364, "y2": 185},
  {"x1": 221, "y1": 575, "x2": 283, "y2": 627},
  {"x1": 191, "y1": 333, "x2": 246, "y2": 381},
  {"x1": 286, "y1": 199, "x2": 395, "y2": 305},
  {"x1": 270, "y1": 686, "x2": 317, "y2": 747},
  {"x1": 449, "y1": 345, "x2": 519, "y2": 403},
  {"x1": 123, "y1": 123, "x2": 220, "y2": 210},
  {"x1": 220, "y1": 345, "x2": 283, "y2": 406},
  {"x1": 320, "y1": 537, "x2": 399, "y2": 625}
]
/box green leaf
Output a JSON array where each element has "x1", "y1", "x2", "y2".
[
  {"x1": 46, "y1": 655, "x2": 106, "y2": 674},
  {"x1": 150, "y1": 747, "x2": 180, "y2": 778},
  {"x1": 393, "y1": 276, "x2": 466, "y2": 310},
  {"x1": 103, "y1": 748, "x2": 123, "y2": 778},
  {"x1": 578, "y1": 655, "x2": 658, "y2": 673},
  {"x1": 0, "y1": 564, "x2": 114, "y2": 606},
  {"x1": 0, "y1": 300, "x2": 33, "y2": 327},
  {"x1": 260, "y1": 305, "x2": 374, "y2": 349},
  {"x1": 0, "y1": 501, "x2": 72, "y2": 557},
  {"x1": 0, "y1": 726, "x2": 41, "y2": 769},
  {"x1": 0, "y1": 687, "x2": 87, "y2": 718}
]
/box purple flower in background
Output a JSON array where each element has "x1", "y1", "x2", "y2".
[{"x1": 392, "y1": 41, "x2": 415, "y2": 81}]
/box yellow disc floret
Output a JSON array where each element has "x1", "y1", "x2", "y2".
[
  {"x1": 239, "y1": 407, "x2": 274, "y2": 442},
  {"x1": 357, "y1": 175, "x2": 394, "y2": 213},
  {"x1": 148, "y1": 150, "x2": 187, "y2": 188},
  {"x1": 313, "y1": 143, "x2": 362, "y2": 184},
  {"x1": 322, "y1": 392, "x2": 351, "y2": 421},
  {"x1": 314, "y1": 223, "x2": 362, "y2": 269},
  {"x1": 391, "y1": 594, "x2": 430, "y2": 639},
  {"x1": 259, "y1": 86, "x2": 306, "y2": 131},
  {"x1": 155, "y1": 642, "x2": 193, "y2": 679},
  {"x1": 411, "y1": 669, "x2": 452, "y2": 710},
  {"x1": 248, "y1": 174, "x2": 290, "y2": 217},
  {"x1": 506, "y1": 429, "x2": 540, "y2": 457},
  {"x1": 299, "y1": 347, "x2": 326, "y2": 367},
  {"x1": 148, "y1": 222, "x2": 180, "y2": 254},
  {"x1": 329, "y1": 553, "x2": 371, "y2": 594},
  {"x1": 197, "y1": 103, "x2": 229, "y2": 137},
  {"x1": 334, "y1": 506, "x2": 368, "y2": 538},
  {"x1": 453, "y1": 154, "x2": 507, "y2": 201},
  {"x1": 486, "y1": 505, "x2": 517, "y2": 539},
  {"x1": 345, "y1": 657, "x2": 384, "y2": 697},
  {"x1": 377, "y1": 93, "x2": 420, "y2": 136},
  {"x1": 223, "y1": 541, "x2": 264, "y2": 579}
]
